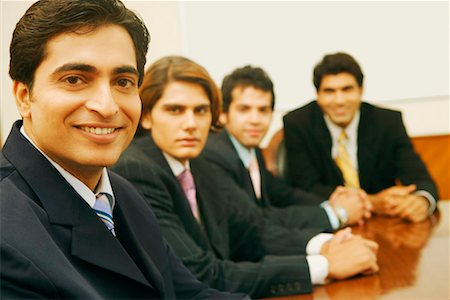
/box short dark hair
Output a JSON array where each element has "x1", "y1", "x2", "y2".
[
  {"x1": 9, "y1": 0, "x2": 150, "y2": 87},
  {"x1": 221, "y1": 65, "x2": 275, "y2": 113},
  {"x1": 137, "y1": 56, "x2": 222, "y2": 136},
  {"x1": 313, "y1": 52, "x2": 364, "y2": 90}
]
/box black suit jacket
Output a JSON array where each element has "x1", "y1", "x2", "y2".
[
  {"x1": 112, "y1": 134, "x2": 324, "y2": 298},
  {"x1": 283, "y1": 101, "x2": 438, "y2": 200},
  {"x1": 203, "y1": 130, "x2": 332, "y2": 230},
  {"x1": 0, "y1": 121, "x2": 242, "y2": 299}
]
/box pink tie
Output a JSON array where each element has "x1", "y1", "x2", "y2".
[
  {"x1": 249, "y1": 154, "x2": 261, "y2": 199},
  {"x1": 177, "y1": 169, "x2": 201, "y2": 222}
]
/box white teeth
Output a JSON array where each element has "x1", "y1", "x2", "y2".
[{"x1": 80, "y1": 127, "x2": 115, "y2": 135}]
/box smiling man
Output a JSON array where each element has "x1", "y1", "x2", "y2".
[
  {"x1": 0, "y1": 0, "x2": 246, "y2": 298},
  {"x1": 283, "y1": 52, "x2": 438, "y2": 223}
]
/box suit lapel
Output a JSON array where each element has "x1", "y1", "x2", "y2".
[
  {"x1": 3, "y1": 122, "x2": 152, "y2": 289},
  {"x1": 311, "y1": 104, "x2": 343, "y2": 181},
  {"x1": 110, "y1": 174, "x2": 166, "y2": 297},
  {"x1": 255, "y1": 149, "x2": 271, "y2": 206},
  {"x1": 357, "y1": 103, "x2": 377, "y2": 189},
  {"x1": 190, "y1": 160, "x2": 228, "y2": 259},
  {"x1": 219, "y1": 131, "x2": 260, "y2": 204}
]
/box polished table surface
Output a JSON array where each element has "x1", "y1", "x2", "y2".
[{"x1": 270, "y1": 201, "x2": 450, "y2": 300}]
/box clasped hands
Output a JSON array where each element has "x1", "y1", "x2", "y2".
[
  {"x1": 329, "y1": 186, "x2": 372, "y2": 226},
  {"x1": 368, "y1": 184, "x2": 430, "y2": 222},
  {"x1": 329, "y1": 184, "x2": 430, "y2": 225},
  {"x1": 321, "y1": 228, "x2": 379, "y2": 281}
]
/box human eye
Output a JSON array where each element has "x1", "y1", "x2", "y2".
[
  {"x1": 165, "y1": 105, "x2": 183, "y2": 114},
  {"x1": 236, "y1": 105, "x2": 250, "y2": 112},
  {"x1": 342, "y1": 86, "x2": 355, "y2": 92},
  {"x1": 322, "y1": 88, "x2": 334, "y2": 94},
  {"x1": 61, "y1": 75, "x2": 85, "y2": 86},
  {"x1": 259, "y1": 106, "x2": 271, "y2": 114},
  {"x1": 195, "y1": 105, "x2": 210, "y2": 115},
  {"x1": 116, "y1": 77, "x2": 136, "y2": 89}
]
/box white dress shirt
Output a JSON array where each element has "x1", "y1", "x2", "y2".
[{"x1": 19, "y1": 126, "x2": 115, "y2": 209}]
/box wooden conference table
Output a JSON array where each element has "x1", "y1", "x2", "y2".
[{"x1": 270, "y1": 201, "x2": 450, "y2": 300}]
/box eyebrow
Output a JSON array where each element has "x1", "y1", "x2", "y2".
[{"x1": 52, "y1": 63, "x2": 139, "y2": 77}]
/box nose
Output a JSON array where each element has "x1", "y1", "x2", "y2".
[
  {"x1": 183, "y1": 110, "x2": 198, "y2": 131},
  {"x1": 85, "y1": 83, "x2": 119, "y2": 118},
  {"x1": 249, "y1": 109, "x2": 261, "y2": 124},
  {"x1": 334, "y1": 91, "x2": 346, "y2": 105}
]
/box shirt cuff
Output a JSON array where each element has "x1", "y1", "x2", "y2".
[
  {"x1": 414, "y1": 190, "x2": 437, "y2": 214},
  {"x1": 321, "y1": 201, "x2": 340, "y2": 230},
  {"x1": 306, "y1": 233, "x2": 334, "y2": 255},
  {"x1": 306, "y1": 255, "x2": 329, "y2": 285}
]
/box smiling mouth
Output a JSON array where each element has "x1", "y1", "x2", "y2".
[{"x1": 79, "y1": 126, "x2": 117, "y2": 135}]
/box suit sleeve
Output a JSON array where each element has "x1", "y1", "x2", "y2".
[
  {"x1": 163, "y1": 241, "x2": 249, "y2": 299},
  {"x1": 392, "y1": 113, "x2": 439, "y2": 200},
  {"x1": 112, "y1": 154, "x2": 314, "y2": 298},
  {"x1": 283, "y1": 115, "x2": 338, "y2": 198},
  {"x1": 205, "y1": 153, "x2": 332, "y2": 231},
  {"x1": 0, "y1": 243, "x2": 58, "y2": 299}
]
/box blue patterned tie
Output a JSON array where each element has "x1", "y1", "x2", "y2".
[{"x1": 94, "y1": 193, "x2": 116, "y2": 236}]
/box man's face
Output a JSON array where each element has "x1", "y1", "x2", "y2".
[
  {"x1": 15, "y1": 24, "x2": 141, "y2": 188},
  {"x1": 143, "y1": 81, "x2": 212, "y2": 164},
  {"x1": 316, "y1": 72, "x2": 363, "y2": 128},
  {"x1": 222, "y1": 86, "x2": 273, "y2": 149}
]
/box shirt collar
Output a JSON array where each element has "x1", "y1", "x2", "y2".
[
  {"x1": 163, "y1": 151, "x2": 191, "y2": 177},
  {"x1": 20, "y1": 126, "x2": 115, "y2": 209},
  {"x1": 324, "y1": 109, "x2": 360, "y2": 144},
  {"x1": 228, "y1": 131, "x2": 256, "y2": 169}
]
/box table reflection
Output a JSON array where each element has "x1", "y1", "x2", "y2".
[{"x1": 268, "y1": 202, "x2": 449, "y2": 300}]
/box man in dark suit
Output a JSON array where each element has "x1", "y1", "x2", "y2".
[
  {"x1": 0, "y1": 1, "x2": 245, "y2": 298},
  {"x1": 112, "y1": 56, "x2": 379, "y2": 298},
  {"x1": 203, "y1": 65, "x2": 372, "y2": 230},
  {"x1": 283, "y1": 52, "x2": 438, "y2": 223}
]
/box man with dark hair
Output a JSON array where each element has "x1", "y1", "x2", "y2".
[
  {"x1": 284, "y1": 52, "x2": 438, "y2": 222},
  {"x1": 113, "y1": 57, "x2": 379, "y2": 298},
  {"x1": 0, "y1": 1, "x2": 246, "y2": 298},
  {"x1": 205, "y1": 65, "x2": 371, "y2": 236}
]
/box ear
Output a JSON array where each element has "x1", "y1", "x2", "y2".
[
  {"x1": 140, "y1": 111, "x2": 153, "y2": 130},
  {"x1": 219, "y1": 112, "x2": 228, "y2": 125},
  {"x1": 13, "y1": 81, "x2": 32, "y2": 118}
]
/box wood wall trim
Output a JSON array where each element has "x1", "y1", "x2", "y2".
[{"x1": 411, "y1": 134, "x2": 450, "y2": 200}]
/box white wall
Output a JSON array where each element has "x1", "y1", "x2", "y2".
[
  {"x1": 1, "y1": 1, "x2": 449, "y2": 145},
  {"x1": 180, "y1": 1, "x2": 449, "y2": 110}
]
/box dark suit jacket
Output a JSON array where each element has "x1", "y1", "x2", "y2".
[
  {"x1": 203, "y1": 130, "x2": 332, "y2": 230},
  {"x1": 0, "y1": 121, "x2": 243, "y2": 299},
  {"x1": 112, "y1": 134, "x2": 324, "y2": 298},
  {"x1": 283, "y1": 101, "x2": 439, "y2": 201}
]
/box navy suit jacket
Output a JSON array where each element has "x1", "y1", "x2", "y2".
[
  {"x1": 283, "y1": 101, "x2": 439, "y2": 201},
  {"x1": 203, "y1": 130, "x2": 332, "y2": 230},
  {"x1": 112, "y1": 134, "x2": 323, "y2": 298},
  {"x1": 0, "y1": 121, "x2": 244, "y2": 299}
]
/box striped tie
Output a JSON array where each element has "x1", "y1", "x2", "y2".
[
  {"x1": 177, "y1": 169, "x2": 201, "y2": 222},
  {"x1": 94, "y1": 193, "x2": 116, "y2": 236},
  {"x1": 335, "y1": 130, "x2": 360, "y2": 189}
]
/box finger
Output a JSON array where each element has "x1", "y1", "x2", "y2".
[
  {"x1": 332, "y1": 228, "x2": 353, "y2": 245},
  {"x1": 363, "y1": 239, "x2": 379, "y2": 253}
]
